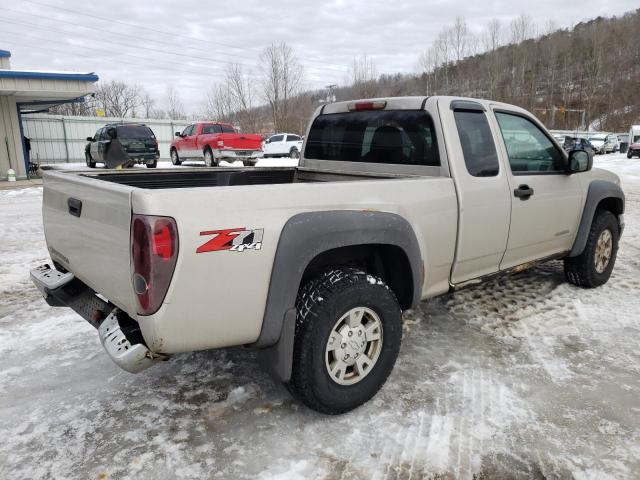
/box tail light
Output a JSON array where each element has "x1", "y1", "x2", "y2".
[
  {"x1": 131, "y1": 214, "x2": 179, "y2": 315},
  {"x1": 217, "y1": 140, "x2": 224, "y2": 148},
  {"x1": 347, "y1": 100, "x2": 387, "y2": 111}
]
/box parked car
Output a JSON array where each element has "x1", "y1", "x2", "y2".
[
  {"x1": 170, "y1": 122, "x2": 263, "y2": 166},
  {"x1": 31, "y1": 96, "x2": 624, "y2": 414},
  {"x1": 85, "y1": 123, "x2": 160, "y2": 169},
  {"x1": 563, "y1": 136, "x2": 596, "y2": 156},
  {"x1": 588, "y1": 133, "x2": 618, "y2": 154},
  {"x1": 628, "y1": 125, "x2": 640, "y2": 157},
  {"x1": 627, "y1": 140, "x2": 640, "y2": 158},
  {"x1": 262, "y1": 133, "x2": 304, "y2": 158}
]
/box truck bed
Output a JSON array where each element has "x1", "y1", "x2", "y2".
[{"x1": 84, "y1": 167, "x2": 416, "y2": 189}]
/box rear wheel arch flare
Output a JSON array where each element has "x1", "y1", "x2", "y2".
[{"x1": 255, "y1": 210, "x2": 423, "y2": 348}]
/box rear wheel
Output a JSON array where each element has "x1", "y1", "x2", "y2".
[
  {"x1": 146, "y1": 160, "x2": 157, "y2": 168},
  {"x1": 170, "y1": 148, "x2": 181, "y2": 165},
  {"x1": 286, "y1": 268, "x2": 402, "y2": 414},
  {"x1": 289, "y1": 147, "x2": 300, "y2": 159},
  {"x1": 564, "y1": 210, "x2": 619, "y2": 288},
  {"x1": 204, "y1": 148, "x2": 216, "y2": 167},
  {"x1": 85, "y1": 152, "x2": 96, "y2": 168}
]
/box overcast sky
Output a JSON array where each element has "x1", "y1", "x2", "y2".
[{"x1": 1, "y1": 0, "x2": 638, "y2": 114}]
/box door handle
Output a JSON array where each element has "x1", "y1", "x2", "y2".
[
  {"x1": 68, "y1": 197, "x2": 82, "y2": 217},
  {"x1": 514, "y1": 184, "x2": 534, "y2": 200}
]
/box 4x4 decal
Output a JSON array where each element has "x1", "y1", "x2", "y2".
[{"x1": 196, "y1": 227, "x2": 263, "y2": 253}]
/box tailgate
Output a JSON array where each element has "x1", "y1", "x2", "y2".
[
  {"x1": 220, "y1": 133, "x2": 263, "y2": 150},
  {"x1": 42, "y1": 171, "x2": 135, "y2": 313}
]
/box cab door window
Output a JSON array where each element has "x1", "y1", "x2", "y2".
[{"x1": 495, "y1": 112, "x2": 566, "y2": 174}]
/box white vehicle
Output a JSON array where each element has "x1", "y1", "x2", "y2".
[
  {"x1": 262, "y1": 133, "x2": 303, "y2": 159},
  {"x1": 588, "y1": 133, "x2": 619, "y2": 154},
  {"x1": 31, "y1": 96, "x2": 625, "y2": 414},
  {"x1": 629, "y1": 125, "x2": 640, "y2": 145}
]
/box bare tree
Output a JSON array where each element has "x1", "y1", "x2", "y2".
[
  {"x1": 509, "y1": 13, "x2": 536, "y2": 44},
  {"x1": 259, "y1": 42, "x2": 304, "y2": 132},
  {"x1": 482, "y1": 18, "x2": 502, "y2": 52},
  {"x1": 350, "y1": 53, "x2": 378, "y2": 98},
  {"x1": 140, "y1": 92, "x2": 156, "y2": 118},
  {"x1": 94, "y1": 80, "x2": 141, "y2": 118},
  {"x1": 451, "y1": 17, "x2": 469, "y2": 62},
  {"x1": 226, "y1": 64, "x2": 259, "y2": 132},
  {"x1": 165, "y1": 85, "x2": 186, "y2": 120}
]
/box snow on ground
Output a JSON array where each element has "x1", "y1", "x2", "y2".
[{"x1": 1, "y1": 154, "x2": 639, "y2": 479}]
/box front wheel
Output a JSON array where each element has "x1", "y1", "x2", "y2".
[
  {"x1": 628, "y1": 152, "x2": 633, "y2": 159},
  {"x1": 170, "y1": 149, "x2": 181, "y2": 166},
  {"x1": 286, "y1": 268, "x2": 402, "y2": 414},
  {"x1": 564, "y1": 210, "x2": 619, "y2": 288},
  {"x1": 146, "y1": 160, "x2": 157, "y2": 168}
]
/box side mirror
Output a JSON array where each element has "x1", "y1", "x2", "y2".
[
  {"x1": 567, "y1": 149, "x2": 592, "y2": 174},
  {"x1": 175, "y1": 131, "x2": 182, "y2": 137},
  {"x1": 86, "y1": 136, "x2": 94, "y2": 142}
]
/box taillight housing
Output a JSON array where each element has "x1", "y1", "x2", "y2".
[
  {"x1": 217, "y1": 140, "x2": 224, "y2": 148},
  {"x1": 131, "y1": 214, "x2": 179, "y2": 315},
  {"x1": 347, "y1": 100, "x2": 387, "y2": 111}
]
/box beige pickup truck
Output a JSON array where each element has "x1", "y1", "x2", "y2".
[{"x1": 31, "y1": 96, "x2": 625, "y2": 414}]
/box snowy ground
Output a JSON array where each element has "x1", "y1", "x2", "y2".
[{"x1": 1, "y1": 154, "x2": 639, "y2": 479}]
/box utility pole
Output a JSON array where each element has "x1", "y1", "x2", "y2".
[{"x1": 324, "y1": 84, "x2": 337, "y2": 104}]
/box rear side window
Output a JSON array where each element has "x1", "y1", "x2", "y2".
[
  {"x1": 453, "y1": 110, "x2": 499, "y2": 177},
  {"x1": 117, "y1": 125, "x2": 154, "y2": 139},
  {"x1": 270, "y1": 135, "x2": 284, "y2": 142},
  {"x1": 202, "y1": 124, "x2": 222, "y2": 134},
  {"x1": 304, "y1": 110, "x2": 439, "y2": 166},
  {"x1": 286, "y1": 134, "x2": 301, "y2": 141},
  {"x1": 221, "y1": 124, "x2": 235, "y2": 133}
]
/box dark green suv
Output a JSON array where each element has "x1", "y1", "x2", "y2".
[{"x1": 85, "y1": 123, "x2": 160, "y2": 169}]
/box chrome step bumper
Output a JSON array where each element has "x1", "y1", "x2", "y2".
[{"x1": 30, "y1": 264, "x2": 166, "y2": 373}]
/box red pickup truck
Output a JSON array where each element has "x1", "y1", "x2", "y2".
[{"x1": 170, "y1": 122, "x2": 263, "y2": 166}]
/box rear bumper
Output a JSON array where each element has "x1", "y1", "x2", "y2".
[
  {"x1": 30, "y1": 264, "x2": 166, "y2": 373},
  {"x1": 127, "y1": 152, "x2": 160, "y2": 164},
  {"x1": 213, "y1": 149, "x2": 263, "y2": 162}
]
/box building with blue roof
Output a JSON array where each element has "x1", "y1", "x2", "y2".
[{"x1": 0, "y1": 49, "x2": 98, "y2": 179}]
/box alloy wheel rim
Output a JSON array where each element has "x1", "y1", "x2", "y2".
[
  {"x1": 594, "y1": 229, "x2": 613, "y2": 274},
  {"x1": 325, "y1": 306, "x2": 383, "y2": 386}
]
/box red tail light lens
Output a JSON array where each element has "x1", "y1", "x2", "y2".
[
  {"x1": 217, "y1": 140, "x2": 224, "y2": 148},
  {"x1": 347, "y1": 100, "x2": 387, "y2": 111},
  {"x1": 131, "y1": 214, "x2": 179, "y2": 315}
]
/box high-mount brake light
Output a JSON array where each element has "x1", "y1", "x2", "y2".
[
  {"x1": 131, "y1": 215, "x2": 179, "y2": 315},
  {"x1": 347, "y1": 100, "x2": 387, "y2": 111}
]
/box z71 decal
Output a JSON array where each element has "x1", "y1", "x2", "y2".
[{"x1": 196, "y1": 227, "x2": 263, "y2": 253}]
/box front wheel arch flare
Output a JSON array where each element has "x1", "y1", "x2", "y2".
[{"x1": 569, "y1": 180, "x2": 624, "y2": 257}]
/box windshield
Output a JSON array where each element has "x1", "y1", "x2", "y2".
[
  {"x1": 116, "y1": 125, "x2": 154, "y2": 139},
  {"x1": 304, "y1": 110, "x2": 440, "y2": 166}
]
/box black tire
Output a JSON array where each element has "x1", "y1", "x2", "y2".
[
  {"x1": 628, "y1": 152, "x2": 633, "y2": 159},
  {"x1": 85, "y1": 152, "x2": 96, "y2": 168},
  {"x1": 286, "y1": 268, "x2": 402, "y2": 414},
  {"x1": 170, "y1": 148, "x2": 181, "y2": 166},
  {"x1": 204, "y1": 148, "x2": 216, "y2": 167},
  {"x1": 289, "y1": 147, "x2": 300, "y2": 159},
  {"x1": 564, "y1": 210, "x2": 619, "y2": 288},
  {"x1": 146, "y1": 161, "x2": 157, "y2": 168}
]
